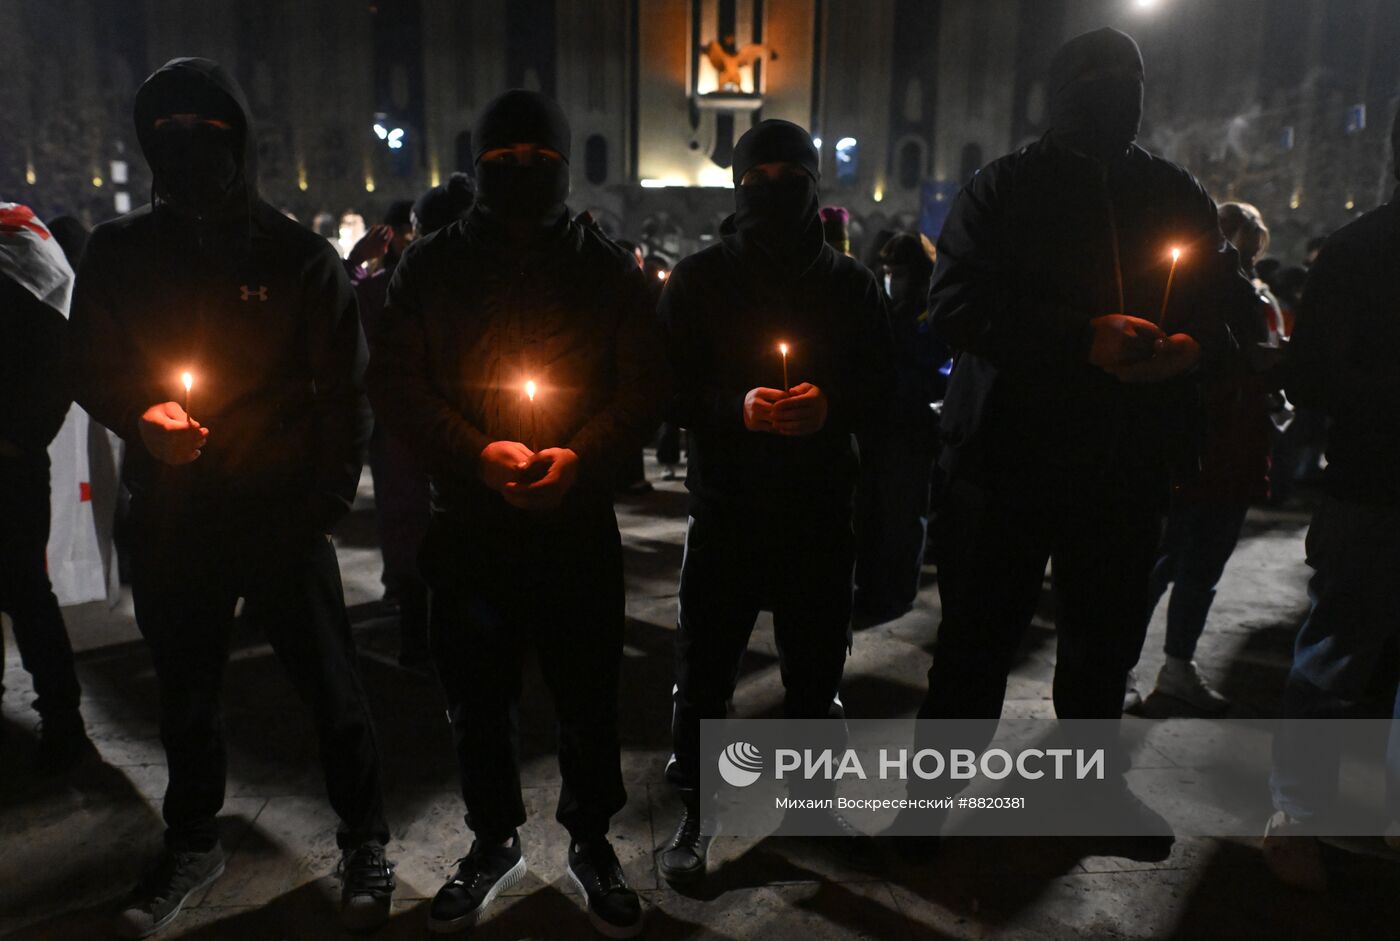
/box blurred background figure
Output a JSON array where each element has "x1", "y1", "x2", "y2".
[
  {"x1": 819, "y1": 205, "x2": 851, "y2": 255},
  {"x1": 645, "y1": 250, "x2": 685, "y2": 482},
  {"x1": 1124, "y1": 200, "x2": 1286, "y2": 715},
  {"x1": 411, "y1": 171, "x2": 475, "y2": 238},
  {"x1": 613, "y1": 240, "x2": 660, "y2": 495},
  {"x1": 335, "y1": 209, "x2": 366, "y2": 259},
  {"x1": 0, "y1": 202, "x2": 93, "y2": 772},
  {"x1": 854, "y1": 232, "x2": 947, "y2": 623},
  {"x1": 346, "y1": 199, "x2": 428, "y2": 665}
]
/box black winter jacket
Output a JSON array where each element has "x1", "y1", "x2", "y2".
[
  {"x1": 930, "y1": 136, "x2": 1256, "y2": 485},
  {"x1": 69, "y1": 59, "x2": 370, "y2": 529},
  {"x1": 660, "y1": 219, "x2": 894, "y2": 522},
  {"x1": 366, "y1": 208, "x2": 667, "y2": 531}
]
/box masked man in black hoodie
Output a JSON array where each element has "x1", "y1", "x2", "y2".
[
  {"x1": 657, "y1": 120, "x2": 894, "y2": 883},
  {"x1": 367, "y1": 90, "x2": 665, "y2": 938},
  {"x1": 68, "y1": 59, "x2": 393, "y2": 937},
  {"x1": 910, "y1": 28, "x2": 1255, "y2": 846}
]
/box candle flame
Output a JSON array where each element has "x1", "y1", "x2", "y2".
[
  {"x1": 779, "y1": 343, "x2": 789, "y2": 356},
  {"x1": 181, "y1": 371, "x2": 193, "y2": 392},
  {"x1": 525, "y1": 380, "x2": 537, "y2": 402},
  {"x1": 1170, "y1": 246, "x2": 1181, "y2": 262}
]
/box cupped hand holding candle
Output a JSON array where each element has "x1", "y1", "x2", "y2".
[
  {"x1": 772, "y1": 382, "x2": 829, "y2": 436},
  {"x1": 1087, "y1": 314, "x2": 1163, "y2": 369},
  {"x1": 742, "y1": 386, "x2": 787, "y2": 432},
  {"x1": 139, "y1": 401, "x2": 208, "y2": 465},
  {"x1": 1107, "y1": 333, "x2": 1202, "y2": 384},
  {"x1": 504, "y1": 446, "x2": 581, "y2": 511},
  {"x1": 479, "y1": 440, "x2": 534, "y2": 492}
]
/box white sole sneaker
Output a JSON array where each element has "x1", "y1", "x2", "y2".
[
  {"x1": 114, "y1": 857, "x2": 226, "y2": 940},
  {"x1": 427, "y1": 855, "x2": 527, "y2": 934},
  {"x1": 567, "y1": 864, "x2": 645, "y2": 939}
]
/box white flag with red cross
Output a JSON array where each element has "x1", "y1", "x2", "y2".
[{"x1": 0, "y1": 203, "x2": 107, "y2": 606}]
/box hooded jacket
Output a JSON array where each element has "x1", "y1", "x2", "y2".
[
  {"x1": 929, "y1": 137, "x2": 1258, "y2": 487},
  {"x1": 365, "y1": 207, "x2": 667, "y2": 532},
  {"x1": 69, "y1": 58, "x2": 370, "y2": 528},
  {"x1": 660, "y1": 213, "x2": 894, "y2": 522}
]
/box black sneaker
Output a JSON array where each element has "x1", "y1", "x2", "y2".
[
  {"x1": 658, "y1": 804, "x2": 714, "y2": 885},
  {"x1": 113, "y1": 845, "x2": 227, "y2": 939},
  {"x1": 567, "y1": 839, "x2": 643, "y2": 939},
  {"x1": 1072, "y1": 781, "x2": 1176, "y2": 862},
  {"x1": 37, "y1": 711, "x2": 97, "y2": 773},
  {"x1": 339, "y1": 841, "x2": 396, "y2": 933},
  {"x1": 428, "y1": 833, "x2": 526, "y2": 933}
]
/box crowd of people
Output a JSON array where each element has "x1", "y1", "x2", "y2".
[{"x1": 2, "y1": 23, "x2": 1398, "y2": 939}]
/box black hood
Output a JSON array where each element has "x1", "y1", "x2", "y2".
[
  {"x1": 732, "y1": 119, "x2": 819, "y2": 185},
  {"x1": 1047, "y1": 27, "x2": 1144, "y2": 162},
  {"x1": 134, "y1": 57, "x2": 258, "y2": 214},
  {"x1": 471, "y1": 90, "x2": 571, "y2": 234}
]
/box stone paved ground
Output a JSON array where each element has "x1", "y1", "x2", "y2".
[{"x1": 4, "y1": 458, "x2": 1400, "y2": 940}]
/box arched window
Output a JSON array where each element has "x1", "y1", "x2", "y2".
[
  {"x1": 584, "y1": 134, "x2": 608, "y2": 185},
  {"x1": 897, "y1": 139, "x2": 924, "y2": 190}
]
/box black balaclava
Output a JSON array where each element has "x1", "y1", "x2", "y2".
[
  {"x1": 1047, "y1": 27, "x2": 1145, "y2": 163},
  {"x1": 472, "y1": 89, "x2": 571, "y2": 233},
  {"x1": 135, "y1": 59, "x2": 252, "y2": 217},
  {"x1": 730, "y1": 119, "x2": 823, "y2": 270}
]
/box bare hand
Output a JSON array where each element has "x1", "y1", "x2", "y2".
[
  {"x1": 1107, "y1": 334, "x2": 1202, "y2": 383},
  {"x1": 348, "y1": 224, "x2": 393, "y2": 267},
  {"x1": 139, "y1": 402, "x2": 208, "y2": 465},
  {"x1": 503, "y1": 447, "x2": 580, "y2": 511},
  {"x1": 772, "y1": 382, "x2": 829, "y2": 436},
  {"x1": 1087, "y1": 314, "x2": 1164, "y2": 369},
  {"x1": 479, "y1": 440, "x2": 534, "y2": 493},
  {"x1": 743, "y1": 387, "x2": 787, "y2": 432}
]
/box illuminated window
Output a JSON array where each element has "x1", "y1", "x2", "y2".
[{"x1": 835, "y1": 137, "x2": 859, "y2": 186}]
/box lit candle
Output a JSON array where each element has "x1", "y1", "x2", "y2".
[
  {"x1": 1158, "y1": 246, "x2": 1182, "y2": 325},
  {"x1": 778, "y1": 342, "x2": 790, "y2": 393},
  {"x1": 181, "y1": 370, "x2": 194, "y2": 425},
  {"x1": 523, "y1": 379, "x2": 538, "y2": 451}
]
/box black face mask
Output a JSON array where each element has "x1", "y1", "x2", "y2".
[
  {"x1": 152, "y1": 126, "x2": 240, "y2": 212},
  {"x1": 1049, "y1": 75, "x2": 1143, "y2": 162},
  {"x1": 734, "y1": 174, "x2": 819, "y2": 259},
  {"x1": 475, "y1": 160, "x2": 569, "y2": 230}
]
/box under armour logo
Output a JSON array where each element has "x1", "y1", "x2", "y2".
[{"x1": 240, "y1": 285, "x2": 269, "y2": 302}]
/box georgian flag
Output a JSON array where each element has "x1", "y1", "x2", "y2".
[{"x1": 1, "y1": 203, "x2": 108, "y2": 606}]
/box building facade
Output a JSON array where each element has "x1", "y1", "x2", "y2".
[{"x1": 2, "y1": 0, "x2": 1395, "y2": 262}]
